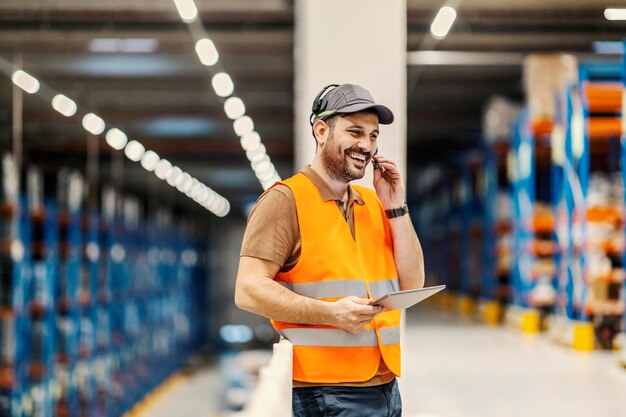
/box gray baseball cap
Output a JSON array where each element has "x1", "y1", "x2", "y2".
[{"x1": 310, "y1": 84, "x2": 395, "y2": 125}]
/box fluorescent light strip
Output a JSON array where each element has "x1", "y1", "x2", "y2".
[
  {"x1": 52, "y1": 94, "x2": 77, "y2": 117},
  {"x1": 171, "y1": 0, "x2": 282, "y2": 191},
  {"x1": 89, "y1": 38, "x2": 159, "y2": 53},
  {"x1": 592, "y1": 41, "x2": 625, "y2": 55},
  {"x1": 12, "y1": 70, "x2": 40, "y2": 94},
  {"x1": 4, "y1": 56, "x2": 228, "y2": 216},
  {"x1": 106, "y1": 128, "x2": 128, "y2": 150},
  {"x1": 141, "y1": 150, "x2": 160, "y2": 171},
  {"x1": 173, "y1": 0, "x2": 198, "y2": 22},
  {"x1": 224, "y1": 97, "x2": 245, "y2": 119},
  {"x1": 11, "y1": 66, "x2": 227, "y2": 217},
  {"x1": 430, "y1": 6, "x2": 457, "y2": 39},
  {"x1": 124, "y1": 140, "x2": 145, "y2": 162},
  {"x1": 212, "y1": 72, "x2": 234, "y2": 97},
  {"x1": 604, "y1": 8, "x2": 626, "y2": 21},
  {"x1": 195, "y1": 39, "x2": 219, "y2": 66},
  {"x1": 82, "y1": 113, "x2": 105, "y2": 135}
]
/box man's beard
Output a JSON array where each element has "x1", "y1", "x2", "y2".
[{"x1": 321, "y1": 133, "x2": 369, "y2": 183}]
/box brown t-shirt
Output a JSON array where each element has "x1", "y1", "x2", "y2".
[{"x1": 240, "y1": 166, "x2": 395, "y2": 387}]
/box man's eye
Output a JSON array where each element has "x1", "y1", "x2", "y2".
[{"x1": 349, "y1": 130, "x2": 361, "y2": 136}]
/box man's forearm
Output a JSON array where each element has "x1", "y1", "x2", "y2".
[
  {"x1": 388, "y1": 213, "x2": 425, "y2": 290},
  {"x1": 236, "y1": 275, "x2": 332, "y2": 325}
]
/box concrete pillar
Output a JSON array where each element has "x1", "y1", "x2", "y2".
[
  {"x1": 294, "y1": 0, "x2": 408, "y2": 394},
  {"x1": 294, "y1": 0, "x2": 407, "y2": 183}
]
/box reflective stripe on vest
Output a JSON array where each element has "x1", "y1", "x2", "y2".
[
  {"x1": 280, "y1": 326, "x2": 400, "y2": 347},
  {"x1": 368, "y1": 279, "x2": 400, "y2": 299},
  {"x1": 377, "y1": 326, "x2": 401, "y2": 345},
  {"x1": 279, "y1": 280, "x2": 368, "y2": 298},
  {"x1": 279, "y1": 278, "x2": 399, "y2": 300}
]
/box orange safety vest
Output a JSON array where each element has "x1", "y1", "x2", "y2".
[{"x1": 271, "y1": 173, "x2": 401, "y2": 383}]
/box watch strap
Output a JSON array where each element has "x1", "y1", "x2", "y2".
[{"x1": 385, "y1": 204, "x2": 409, "y2": 219}]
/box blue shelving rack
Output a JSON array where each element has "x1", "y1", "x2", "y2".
[
  {"x1": 24, "y1": 167, "x2": 58, "y2": 417},
  {"x1": 54, "y1": 169, "x2": 84, "y2": 417},
  {"x1": 511, "y1": 109, "x2": 561, "y2": 328},
  {"x1": 571, "y1": 61, "x2": 623, "y2": 349},
  {"x1": 482, "y1": 138, "x2": 516, "y2": 321},
  {"x1": 622, "y1": 42, "x2": 626, "y2": 354},
  {"x1": 0, "y1": 154, "x2": 27, "y2": 417}
]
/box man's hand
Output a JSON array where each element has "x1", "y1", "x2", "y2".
[
  {"x1": 372, "y1": 155, "x2": 405, "y2": 210},
  {"x1": 328, "y1": 296, "x2": 383, "y2": 334}
]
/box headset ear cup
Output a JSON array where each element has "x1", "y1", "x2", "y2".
[
  {"x1": 312, "y1": 84, "x2": 339, "y2": 114},
  {"x1": 310, "y1": 84, "x2": 339, "y2": 125}
]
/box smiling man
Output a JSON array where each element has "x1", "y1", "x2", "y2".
[{"x1": 235, "y1": 83, "x2": 425, "y2": 417}]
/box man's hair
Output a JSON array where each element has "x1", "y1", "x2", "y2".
[{"x1": 311, "y1": 109, "x2": 377, "y2": 146}]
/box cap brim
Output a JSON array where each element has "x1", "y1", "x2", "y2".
[{"x1": 335, "y1": 103, "x2": 395, "y2": 125}]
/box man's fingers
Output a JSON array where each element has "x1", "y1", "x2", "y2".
[
  {"x1": 372, "y1": 156, "x2": 398, "y2": 168},
  {"x1": 350, "y1": 296, "x2": 372, "y2": 305}
]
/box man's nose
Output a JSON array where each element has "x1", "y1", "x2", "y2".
[{"x1": 356, "y1": 141, "x2": 372, "y2": 154}]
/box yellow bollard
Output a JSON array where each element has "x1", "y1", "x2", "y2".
[
  {"x1": 482, "y1": 301, "x2": 501, "y2": 326},
  {"x1": 520, "y1": 309, "x2": 541, "y2": 334},
  {"x1": 458, "y1": 295, "x2": 474, "y2": 317},
  {"x1": 441, "y1": 293, "x2": 456, "y2": 311},
  {"x1": 572, "y1": 321, "x2": 595, "y2": 352}
]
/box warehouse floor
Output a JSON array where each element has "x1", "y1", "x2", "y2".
[{"x1": 142, "y1": 308, "x2": 626, "y2": 417}]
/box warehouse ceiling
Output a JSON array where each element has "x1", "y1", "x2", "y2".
[{"x1": 0, "y1": 0, "x2": 624, "y2": 216}]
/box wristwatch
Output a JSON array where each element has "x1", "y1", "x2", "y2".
[{"x1": 385, "y1": 204, "x2": 409, "y2": 219}]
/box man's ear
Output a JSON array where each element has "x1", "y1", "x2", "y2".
[{"x1": 312, "y1": 119, "x2": 329, "y2": 147}]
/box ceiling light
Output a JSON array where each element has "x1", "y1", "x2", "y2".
[
  {"x1": 51, "y1": 94, "x2": 77, "y2": 117},
  {"x1": 105, "y1": 128, "x2": 128, "y2": 150},
  {"x1": 604, "y1": 8, "x2": 626, "y2": 20},
  {"x1": 197, "y1": 187, "x2": 209, "y2": 202},
  {"x1": 257, "y1": 169, "x2": 276, "y2": 182},
  {"x1": 173, "y1": 0, "x2": 198, "y2": 22},
  {"x1": 11, "y1": 70, "x2": 40, "y2": 94},
  {"x1": 122, "y1": 39, "x2": 159, "y2": 53},
  {"x1": 212, "y1": 72, "x2": 234, "y2": 97},
  {"x1": 140, "y1": 150, "x2": 160, "y2": 171},
  {"x1": 216, "y1": 199, "x2": 230, "y2": 217},
  {"x1": 183, "y1": 177, "x2": 196, "y2": 194},
  {"x1": 233, "y1": 116, "x2": 254, "y2": 136},
  {"x1": 89, "y1": 38, "x2": 159, "y2": 53},
  {"x1": 592, "y1": 41, "x2": 625, "y2": 54},
  {"x1": 212, "y1": 197, "x2": 226, "y2": 213},
  {"x1": 203, "y1": 190, "x2": 216, "y2": 206},
  {"x1": 253, "y1": 160, "x2": 272, "y2": 175},
  {"x1": 262, "y1": 176, "x2": 280, "y2": 190},
  {"x1": 155, "y1": 159, "x2": 173, "y2": 180},
  {"x1": 82, "y1": 113, "x2": 105, "y2": 135},
  {"x1": 178, "y1": 173, "x2": 192, "y2": 192},
  {"x1": 195, "y1": 38, "x2": 219, "y2": 66},
  {"x1": 186, "y1": 179, "x2": 199, "y2": 196},
  {"x1": 430, "y1": 6, "x2": 457, "y2": 39},
  {"x1": 191, "y1": 182, "x2": 205, "y2": 199},
  {"x1": 124, "y1": 140, "x2": 145, "y2": 162},
  {"x1": 251, "y1": 154, "x2": 270, "y2": 171},
  {"x1": 240, "y1": 132, "x2": 261, "y2": 150},
  {"x1": 166, "y1": 166, "x2": 183, "y2": 186},
  {"x1": 246, "y1": 145, "x2": 267, "y2": 162},
  {"x1": 224, "y1": 97, "x2": 246, "y2": 120}
]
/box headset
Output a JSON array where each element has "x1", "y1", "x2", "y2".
[{"x1": 310, "y1": 84, "x2": 340, "y2": 125}]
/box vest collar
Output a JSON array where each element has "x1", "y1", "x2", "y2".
[{"x1": 301, "y1": 165, "x2": 365, "y2": 205}]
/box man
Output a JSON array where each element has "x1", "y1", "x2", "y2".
[{"x1": 235, "y1": 83, "x2": 424, "y2": 417}]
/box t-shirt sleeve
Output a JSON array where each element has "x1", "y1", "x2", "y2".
[{"x1": 240, "y1": 185, "x2": 297, "y2": 268}]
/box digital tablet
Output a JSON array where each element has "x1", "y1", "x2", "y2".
[{"x1": 370, "y1": 284, "x2": 446, "y2": 311}]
